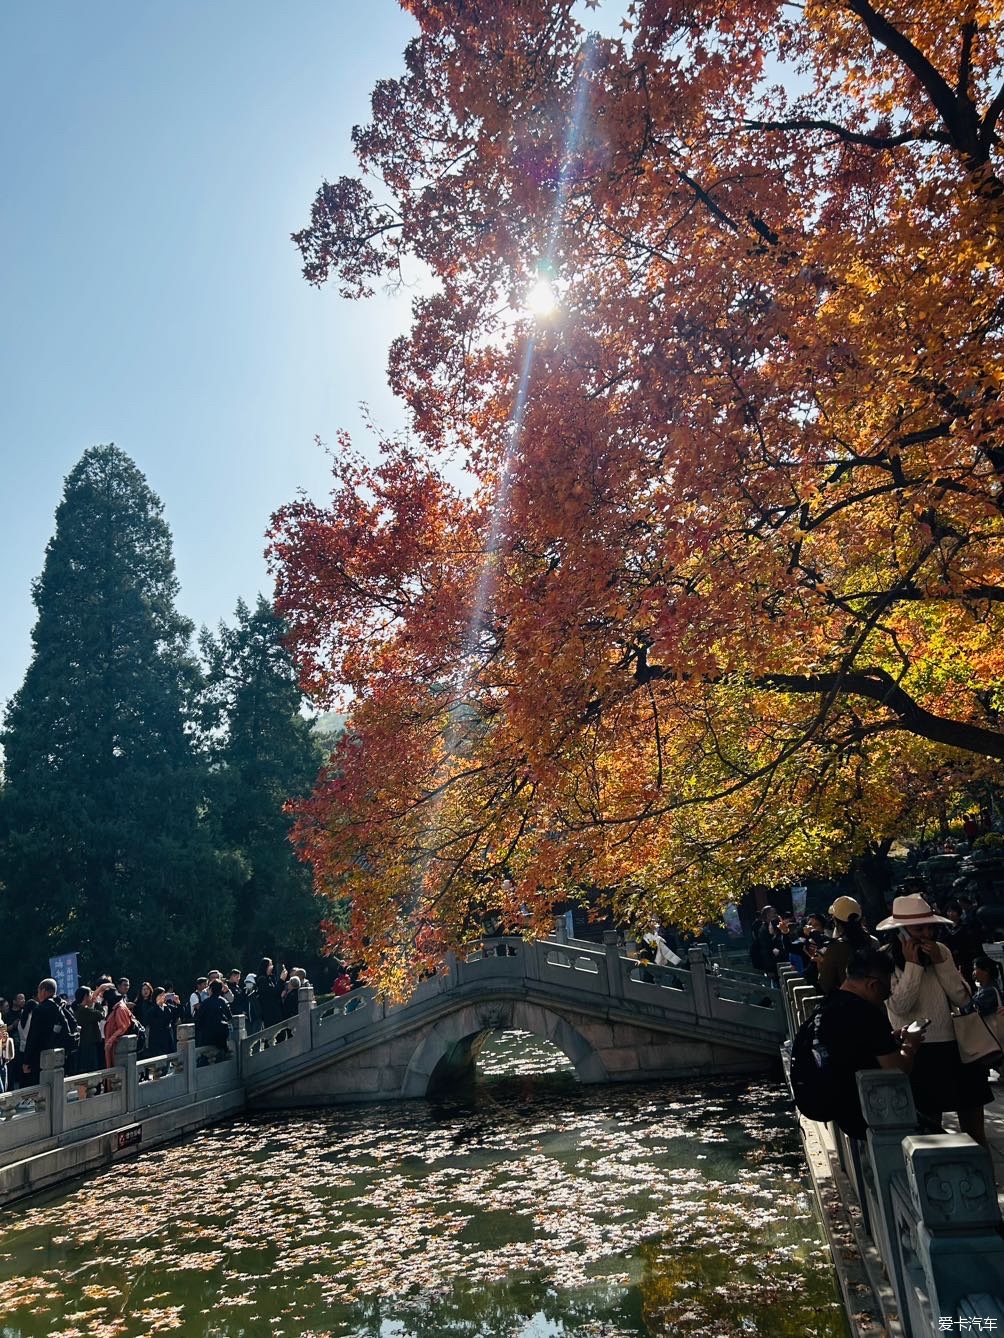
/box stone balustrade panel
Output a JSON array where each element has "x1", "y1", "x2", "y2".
[
  {"x1": 62, "y1": 1071, "x2": 126, "y2": 1130},
  {"x1": 242, "y1": 1020, "x2": 299, "y2": 1078},
  {"x1": 0, "y1": 1086, "x2": 48, "y2": 1151},
  {"x1": 195, "y1": 1048, "x2": 239, "y2": 1097},
  {"x1": 136, "y1": 1056, "x2": 186, "y2": 1110},
  {"x1": 310, "y1": 991, "x2": 377, "y2": 1048},
  {"x1": 621, "y1": 959, "x2": 695, "y2": 1008},
  {"x1": 540, "y1": 946, "x2": 609, "y2": 995},
  {"x1": 456, "y1": 941, "x2": 527, "y2": 985}
]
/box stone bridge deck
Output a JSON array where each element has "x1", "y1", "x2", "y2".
[{"x1": 243, "y1": 934, "x2": 785, "y2": 1106}]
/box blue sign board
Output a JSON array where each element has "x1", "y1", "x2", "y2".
[{"x1": 49, "y1": 952, "x2": 79, "y2": 999}]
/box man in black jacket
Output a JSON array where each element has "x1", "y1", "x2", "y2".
[
  {"x1": 21, "y1": 978, "x2": 64, "y2": 1087},
  {"x1": 817, "y1": 948, "x2": 922, "y2": 1137},
  {"x1": 197, "y1": 979, "x2": 234, "y2": 1055}
]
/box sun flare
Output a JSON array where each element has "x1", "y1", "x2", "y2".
[{"x1": 524, "y1": 276, "x2": 558, "y2": 318}]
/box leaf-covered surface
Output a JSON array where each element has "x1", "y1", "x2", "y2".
[{"x1": 0, "y1": 1034, "x2": 845, "y2": 1338}]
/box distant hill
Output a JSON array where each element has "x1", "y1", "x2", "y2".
[{"x1": 312, "y1": 709, "x2": 347, "y2": 740}]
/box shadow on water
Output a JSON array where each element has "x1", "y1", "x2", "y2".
[{"x1": 0, "y1": 1030, "x2": 848, "y2": 1338}]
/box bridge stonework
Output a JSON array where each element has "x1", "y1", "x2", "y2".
[
  {"x1": 0, "y1": 936, "x2": 783, "y2": 1204},
  {"x1": 247, "y1": 938, "x2": 784, "y2": 1108}
]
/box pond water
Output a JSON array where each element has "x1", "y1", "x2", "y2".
[{"x1": 0, "y1": 1030, "x2": 847, "y2": 1338}]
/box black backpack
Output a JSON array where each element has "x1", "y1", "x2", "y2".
[
  {"x1": 790, "y1": 1008, "x2": 838, "y2": 1122},
  {"x1": 55, "y1": 1000, "x2": 81, "y2": 1056}
]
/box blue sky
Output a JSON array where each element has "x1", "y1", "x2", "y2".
[{"x1": 0, "y1": 1, "x2": 419, "y2": 712}]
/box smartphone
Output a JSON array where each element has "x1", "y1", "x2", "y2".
[{"x1": 906, "y1": 1018, "x2": 931, "y2": 1035}]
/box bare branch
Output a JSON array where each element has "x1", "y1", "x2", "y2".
[{"x1": 743, "y1": 116, "x2": 943, "y2": 150}]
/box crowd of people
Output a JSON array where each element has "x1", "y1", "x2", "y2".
[
  {"x1": 0, "y1": 957, "x2": 354, "y2": 1094},
  {"x1": 766, "y1": 885, "x2": 1004, "y2": 1145},
  {"x1": 3, "y1": 882, "x2": 1001, "y2": 1148}
]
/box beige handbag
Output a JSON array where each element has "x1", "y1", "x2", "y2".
[{"x1": 953, "y1": 1007, "x2": 1003, "y2": 1064}]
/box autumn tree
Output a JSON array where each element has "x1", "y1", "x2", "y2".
[
  {"x1": 0, "y1": 445, "x2": 228, "y2": 985},
  {"x1": 272, "y1": 1, "x2": 1004, "y2": 991},
  {"x1": 199, "y1": 596, "x2": 325, "y2": 965}
]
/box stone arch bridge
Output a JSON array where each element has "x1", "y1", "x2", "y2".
[{"x1": 244, "y1": 934, "x2": 785, "y2": 1108}]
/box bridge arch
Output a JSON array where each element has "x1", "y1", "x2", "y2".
[{"x1": 400, "y1": 998, "x2": 609, "y2": 1097}]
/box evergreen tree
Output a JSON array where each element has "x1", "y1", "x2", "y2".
[
  {"x1": 200, "y1": 596, "x2": 325, "y2": 966},
  {"x1": 0, "y1": 445, "x2": 229, "y2": 986}
]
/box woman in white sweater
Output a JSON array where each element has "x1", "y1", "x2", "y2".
[{"x1": 879, "y1": 893, "x2": 991, "y2": 1145}]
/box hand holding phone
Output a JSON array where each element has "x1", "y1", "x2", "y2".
[{"x1": 900, "y1": 933, "x2": 930, "y2": 966}]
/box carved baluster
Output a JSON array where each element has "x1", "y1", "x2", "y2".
[
  {"x1": 901, "y1": 1133, "x2": 1004, "y2": 1328},
  {"x1": 296, "y1": 985, "x2": 315, "y2": 1057},
  {"x1": 40, "y1": 1048, "x2": 65, "y2": 1138},
  {"x1": 177, "y1": 1022, "x2": 196, "y2": 1097},
  {"x1": 118, "y1": 1034, "x2": 139, "y2": 1112}
]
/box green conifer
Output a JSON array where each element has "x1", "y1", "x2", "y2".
[
  {"x1": 199, "y1": 596, "x2": 325, "y2": 966},
  {"x1": 0, "y1": 445, "x2": 229, "y2": 985}
]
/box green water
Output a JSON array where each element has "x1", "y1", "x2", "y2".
[{"x1": 0, "y1": 1031, "x2": 846, "y2": 1338}]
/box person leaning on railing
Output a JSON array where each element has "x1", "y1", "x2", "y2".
[
  {"x1": 145, "y1": 988, "x2": 181, "y2": 1059},
  {"x1": 197, "y1": 979, "x2": 234, "y2": 1055},
  {"x1": 255, "y1": 959, "x2": 286, "y2": 1029},
  {"x1": 101, "y1": 987, "x2": 135, "y2": 1069},
  {"x1": 20, "y1": 979, "x2": 64, "y2": 1087}
]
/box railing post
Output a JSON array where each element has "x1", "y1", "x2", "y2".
[
  {"x1": 857, "y1": 1069, "x2": 917, "y2": 1315},
  {"x1": 900, "y1": 1132, "x2": 1004, "y2": 1326},
  {"x1": 41, "y1": 1048, "x2": 65, "y2": 1138},
  {"x1": 177, "y1": 1022, "x2": 196, "y2": 1097},
  {"x1": 688, "y1": 946, "x2": 711, "y2": 1016},
  {"x1": 554, "y1": 915, "x2": 567, "y2": 944},
  {"x1": 521, "y1": 937, "x2": 539, "y2": 983},
  {"x1": 117, "y1": 1035, "x2": 139, "y2": 1111},
  {"x1": 603, "y1": 931, "x2": 622, "y2": 1000},
  {"x1": 445, "y1": 951, "x2": 460, "y2": 988},
  {"x1": 232, "y1": 1013, "x2": 247, "y2": 1074},
  {"x1": 776, "y1": 964, "x2": 798, "y2": 1038},
  {"x1": 791, "y1": 984, "x2": 822, "y2": 1027},
  {"x1": 297, "y1": 985, "x2": 314, "y2": 1056}
]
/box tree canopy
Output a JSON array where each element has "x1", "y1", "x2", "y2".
[
  {"x1": 0, "y1": 445, "x2": 226, "y2": 984},
  {"x1": 271, "y1": 0, "x2": 1004, "y2": 992},
  {"x1": 200, "y1": 596, "x2": 326, "y2": 965}
]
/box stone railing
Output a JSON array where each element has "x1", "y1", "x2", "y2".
[
  {"x1": 777, "y1": 963, "x2": 1004, "y2": 1335},
  {"x1": 0, "y1": 1021, "x2": 244, "y2": 1173},
  {"x1": 236, "y1": 931, "x2": 785, "y2": 1096},
  {"x1": 459, "y1": 930, "x2": 784, "y2": 1027}
]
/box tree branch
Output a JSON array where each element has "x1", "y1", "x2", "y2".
[
  {"x1": 762, "y1": 668, "x2": 1004, "y2": 759},
  {"x1": 743, "y1": 117, "x2": 943, "y2": 150},
  {"x1": 842, "y1": 0, "x2": 981, "y2": 162}
]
